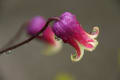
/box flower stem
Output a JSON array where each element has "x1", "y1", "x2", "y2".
[{"x1": 0, "y1": 17, "x2": 59, "y2": 54}]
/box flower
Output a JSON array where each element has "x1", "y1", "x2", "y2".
[
  {"x1": 52, "y1": 12, "x2": 99, "y2": 62},
  {"x1": 26, "y1": 16, "x2": 62, "y2": 55}
]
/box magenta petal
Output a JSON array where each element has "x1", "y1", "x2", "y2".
[
  {"x1": 52, "y1": 12, "x2": 99, "y2": 61},
  {"x1": 26, "y1": 16, "x2": 62, "y2": 55},
  {"x1": 26, "y1": 16, "x2": 56, "y2": 45},
  {"x1": 68, "y1": 39, "x2": 81, "y2": 57},
  {"x1": 26, "y1": 16, "x2": 46, "y2": 36},
  {"x1": 42, "y1": 27, "x2": 56, "y2": 45},
  {"x1": 67, "y1": 39, "x2": 84, "y2": 61}
]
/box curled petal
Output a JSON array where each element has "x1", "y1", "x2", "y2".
[
  {"x1": 71, "y1": 44, "x2": 84, "y2": 62},
  {"x1": 91, "y1": 26, "x2": 99, "y2": 38},
  {"x1": 84, "y1": 26, "x2": 99, "y2": 51},
  {"x1": 52, "y1": 12, "x2": 99, "y2": 62},
  {"x1": 87, "y1": 26, "x2": 99, "y2": 39},
  {"x1": 68, "y1": 39, "x2": 85, "y2": 62},
  {"x1": 84, "y1": 39, "x2": 98, "y2": 51}
]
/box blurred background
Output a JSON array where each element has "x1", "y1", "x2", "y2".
[{"x1": 0, "y1": 0, "x2": 119, "y2": 80}]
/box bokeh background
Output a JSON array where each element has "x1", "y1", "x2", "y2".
[{"x1": 0, "y1": 0, "x2": 119, "y2": 80}]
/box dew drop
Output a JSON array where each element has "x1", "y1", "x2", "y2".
[{"x1": 5, "y1": 50, "x2": 13, "y2": 55}]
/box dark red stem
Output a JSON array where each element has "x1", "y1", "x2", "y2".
[{"x1": 0, "y1": 17, "x2": 59, "y2": 54}]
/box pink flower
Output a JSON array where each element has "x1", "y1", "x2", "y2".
[
  {"x1": 26, "y1": 16, "x2": 62, "y2": 55},
  {"x1": 52, "y1": 12, "x2": 99, "y2": 61}
]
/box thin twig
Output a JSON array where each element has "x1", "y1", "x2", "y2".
[{"x1": 0, "y1": 17, "x2": 59, "y2": 54}]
